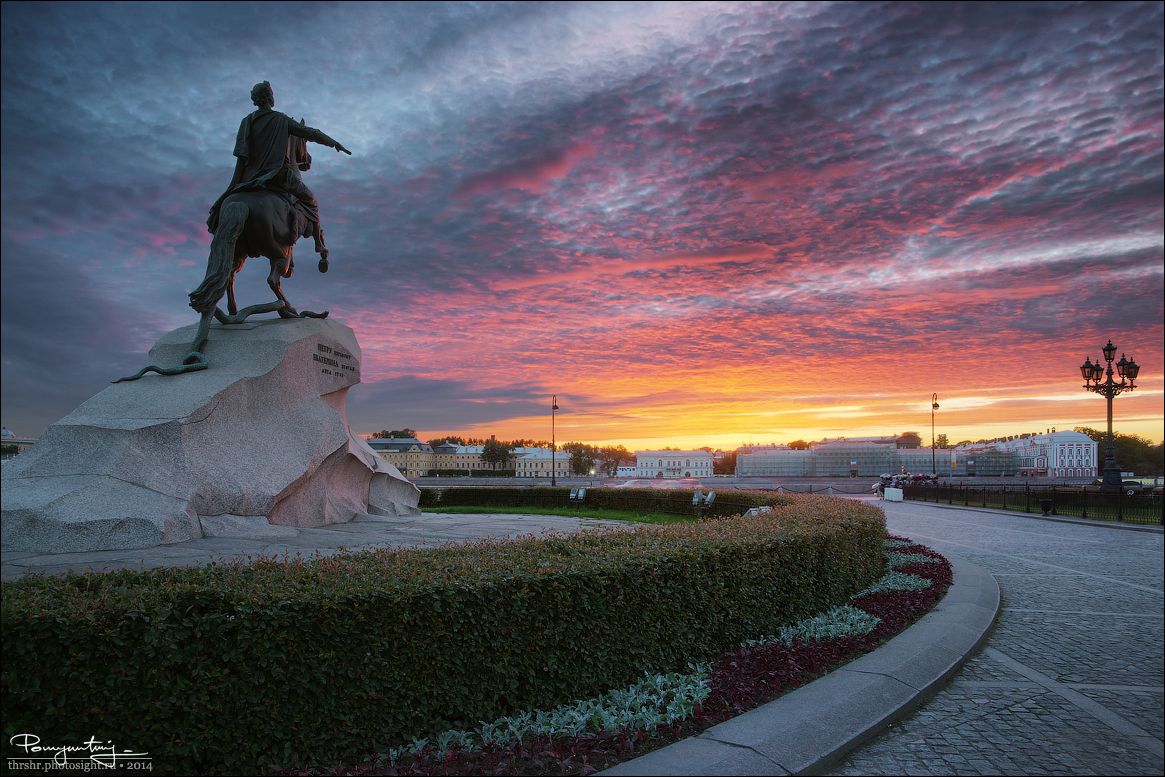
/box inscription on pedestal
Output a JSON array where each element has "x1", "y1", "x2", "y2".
[{"x1": 313, "y1": 342, "x2": 358, "y2": 380}]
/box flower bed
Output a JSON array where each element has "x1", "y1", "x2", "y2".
[{"x1": 280, "y1": 536, "x2": 950, "y2": 776}]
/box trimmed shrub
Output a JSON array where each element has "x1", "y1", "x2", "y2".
[{"x1": 1, "y1": 495, "x2": 883, "y2": 775}]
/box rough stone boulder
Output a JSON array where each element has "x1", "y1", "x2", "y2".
[{"x1": 1, "y1": 317, "x2": 420, "y2": 553}]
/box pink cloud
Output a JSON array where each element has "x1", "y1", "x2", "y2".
[{"x1": 456, "y1": 142, "x2": 597, "y2": 198}]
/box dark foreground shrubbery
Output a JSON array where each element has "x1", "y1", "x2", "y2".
[
  {"x1": 421, "y1": 486, "x2": 792, "y2": 518},
  {"x1": 1, "y1": 495, "x2": 883, "y2": 775}
]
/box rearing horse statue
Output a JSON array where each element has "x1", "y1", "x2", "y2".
[{"x1": 117, "y1": 82, "x2": 350, "y2": 382}]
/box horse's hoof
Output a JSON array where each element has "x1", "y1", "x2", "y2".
[
  {"x1": 318, "y1": 256, "x2": 329, "y2": 273},
  {"x1": 182, "y1": 351, "x2": 206, "y2": 366}
]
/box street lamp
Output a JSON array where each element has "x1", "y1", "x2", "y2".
[
  {"x1": 931, "y1": 393, "x2": 940, "y2": 475},
  {"x1": 1080, "y1": 340, "x2": 1140, "y2": 492},
  {"x1": 551, "y1": 395, "x2": 559, "y2": 487}
]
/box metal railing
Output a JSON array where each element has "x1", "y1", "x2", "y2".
[{"x1": 902, "y1": 483, "x2": 1163, "y2": 526}]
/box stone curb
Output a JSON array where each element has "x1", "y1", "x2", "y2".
[
  {"x1": 601, "y1": 554, "x2": 1000, "y2": 776},
  {"x1": 897, "y1": 499, "x2": 1163, "y2": 533}
]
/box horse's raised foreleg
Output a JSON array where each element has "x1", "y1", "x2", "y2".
[{"x1": 315, "y1": 227, "x2": 329, "y2": 273}]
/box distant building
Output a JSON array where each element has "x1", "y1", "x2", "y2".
[
  {"x1": 635, "y1": 450, "x2": 713, "y2": 478},
  {"x1": 426, "y1": 443, "x2": 511, "y2": 475},
  {"x1": 990, "y1": 431, "x2": 1098, "y2": 478},
  {"x1": 366, "y1": 437, "x2": 434, "y2": 478},
  {"x1": 615, "y1": 465, "x2": 638, "y2": 478},
  {"x1": 810, "y1": 438, "x2": 897, "y2": 477},
  {"x1": 734, "y1": 432, "x2": 1095, "y2": 479},
  {"x1": 733, "y1": 445, "x2": 814, "y2": 476},
  {"x1": 368, "y1": 437, "x2": 578, "y2": 478},
  {"x1": 514, "y1": 448, "x2": 573, "y2": 478},
  {"x1": 0, "y1": 426, "x2": 36, "y2": 459}
]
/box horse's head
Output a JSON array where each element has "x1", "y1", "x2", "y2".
[{"x1": 293, "y1": 118, "x2": 312, "y2": 172}]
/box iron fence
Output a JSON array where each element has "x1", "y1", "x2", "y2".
[{"x1": 902, "y1": 483, "x2": 1163, "y2": 526}]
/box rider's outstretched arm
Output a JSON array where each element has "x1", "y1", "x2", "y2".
[{"x1": 289, "y1": 121, "x2": 351, "y2": 154}]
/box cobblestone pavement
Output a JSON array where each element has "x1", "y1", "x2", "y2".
[{"x1": 831, "y1": 501, "x2": 1164, "y2": 776}]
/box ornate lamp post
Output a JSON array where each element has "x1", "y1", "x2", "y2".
[
  {"x1": 551, "y1": 395, "x2": 559, "y2": 487},
  {"x1": 931, "y1": 393, "x2": 940, "y2": 475},
  {"x1": 1080, "y1": 341, "x2": 1139, "y2": 492}
]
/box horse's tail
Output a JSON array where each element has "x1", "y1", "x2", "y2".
[{"x1": 189, "y1": 200, "x2": 248, "y2": 314}]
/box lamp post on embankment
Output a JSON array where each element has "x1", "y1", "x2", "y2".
[
  {"x1": 551, "y1": 395, "x2": 559, "y2": 487},
  {"x1": 931, "y1": 393, "x2": 939, "y2": 475},
  {"x1": 1080, "y1": 340, "x2": 1140, "y2": 493}
]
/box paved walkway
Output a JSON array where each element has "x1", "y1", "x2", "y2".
[
  {"x1": 830, "y1": 500, "x2": 1164, "y2": 776},
  {"x1": 0, "y1": 512, "x2": 631, "y2": 579}
]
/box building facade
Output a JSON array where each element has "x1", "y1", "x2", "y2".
[
  {"x1": 366, "y1": 437, "x2": 435, "y2": 478},
  {"x1": 730, "y1": 446, "x2": 814, "y2": 476},
  {"x1": 809, "y1": 439, "x2": 897, "y2": 477},
  {"x1": 368, "y1": 438, "x2": 585, "y2": 478},
  {"x1": 734, "y1": 434, "x2": 1086, "y2": 478},
  {"x1": 513, "y1": 448, "x2": 574, "y2": 478},
  {"x1": 635, "y1": 450, "x2": 714, "y2": 478},
  {"x1": 990, "y1": 431, "x2": 1098, "y2": 478}
]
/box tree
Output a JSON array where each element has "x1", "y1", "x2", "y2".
[
  {"x1": 372, "y1": 428, "x2": 416, "y2": 439},
  {"x1": 896, "y1": 431, "x2": 923, "y2": 449},
  {"x1": 1075, "y1": 427, "x2": 1164, "y2": 475},
  {"x1": 935, "y1": 434, "x2": 950, "y2": 449},
  {"x1": 511, "y1": 438, "x2": 554, "y2": 449},
  {"x1": 561, "y1": 442, "x2": 598, "y2": 475},
  {"x1": 596, "y1": 445, "x2": 632, "y2": 477},
  {"x1": 480, "y1": 438, "x2": 514, "y2": 469},
  {"x1": 787, "y1": 440, "x2": 810, "y2": 450},
  {"x1": 955, "y1": 440, "x2": 972, "y2": 448},
  {"x1": 427, "y1": 435, "x2": 465, "y2": 446},
  {"x1": 714, "y1": 450, "x2": 738, "y2": 475}
]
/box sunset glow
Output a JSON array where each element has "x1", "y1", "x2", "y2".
[{"x1": 1, "y1": 2, "x2": 1162, "y2": 448}]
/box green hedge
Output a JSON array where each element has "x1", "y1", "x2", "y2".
[
  {"x1": 1, "y1": 496, "x2": 884, "y2": 775},
  {"x1": 421, "y1": 486, "x2": 793, "y2": 518}
]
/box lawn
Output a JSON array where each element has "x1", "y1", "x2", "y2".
[{"x1": 423, "y1": 504, "x2": 694, "y2": 525}]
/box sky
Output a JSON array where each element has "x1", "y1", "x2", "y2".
[{"x1": 1, "y1": 1, "x2": 1162, "y2": 451}]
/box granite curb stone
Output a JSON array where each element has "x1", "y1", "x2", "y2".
[{"x1": 602, "y1": 554, "x2": 999, "y2": 776}]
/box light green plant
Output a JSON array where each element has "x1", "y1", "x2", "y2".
[
  {"x1": 412, "y1": 662, "x2": 712, "y2": 756},
  {"x1": 887, "y1": 551, "x2": 941, "y2": 568},
  {"x1": 743, "y1": 605, "x2": 881, "y2": 648},
  {"x1": 855, "y1": 570, "x2": 932, "y2": 597}
]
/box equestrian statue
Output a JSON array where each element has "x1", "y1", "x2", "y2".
[{"x1": 117, "y1": 81, "x2": 351, "y2": 382}]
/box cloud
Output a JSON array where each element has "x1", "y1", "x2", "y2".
[{"x1": 1, "y1": 1, "x2": 1162, "y2": 445}]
